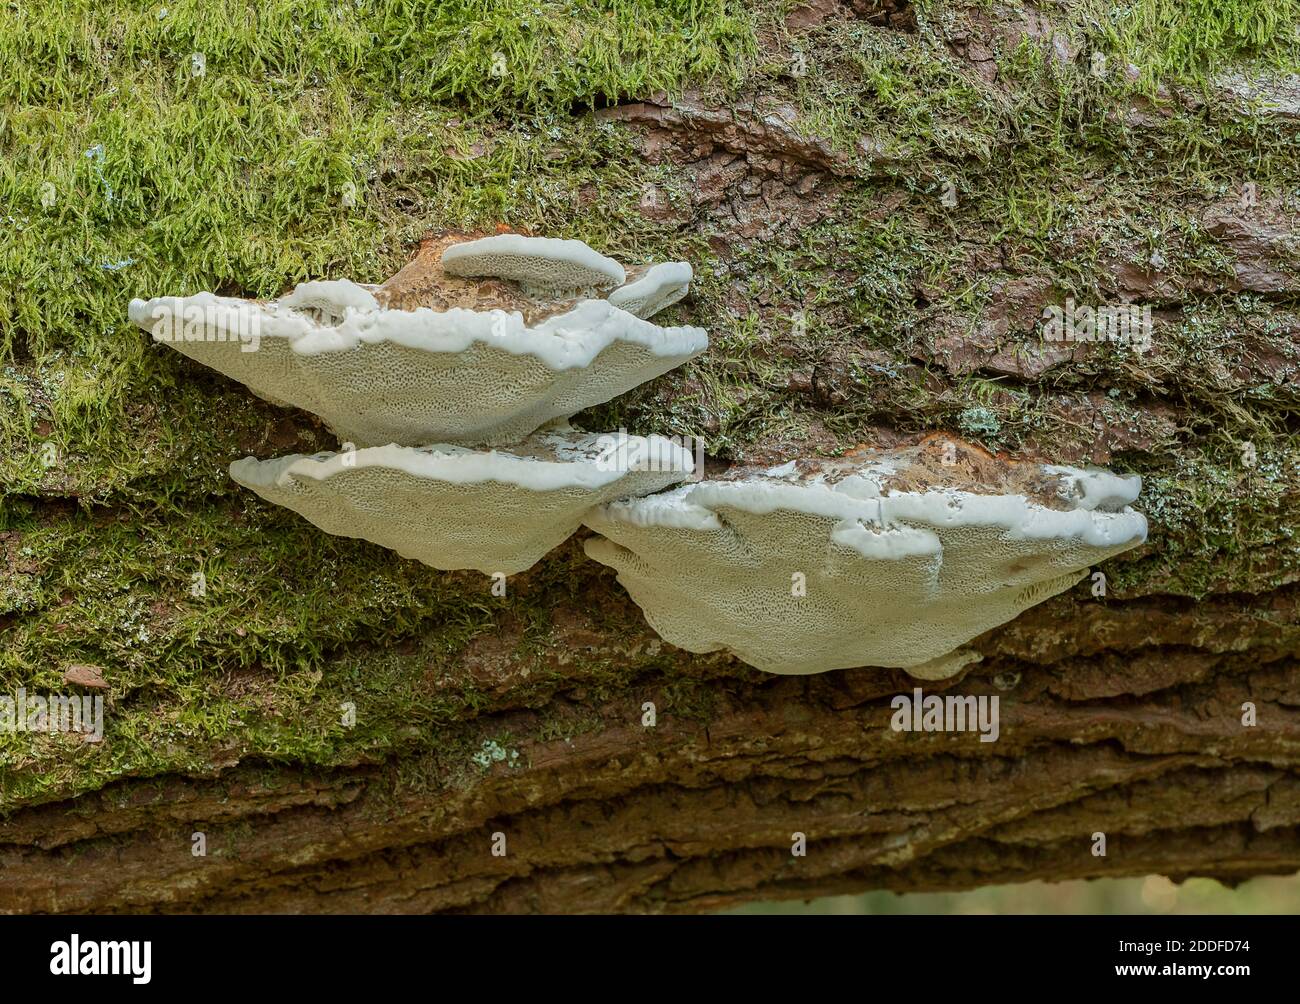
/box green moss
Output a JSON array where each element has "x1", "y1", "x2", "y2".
[
  {"x1": 1099, "y1": 0, "x2": 1300, "y2": 84},
  {"x1": 1112, "y1": 438, "x2": 1300, "y2": 597},
  {"x1": 0, "y1": 0, "x2": 756, "y2": 357},
  {"x1": 0, "y1": 0, "x2": 756, "y2": 500}
]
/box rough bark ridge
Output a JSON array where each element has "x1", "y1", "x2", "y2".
[
  {"x1": 5, "y1": 581, "x2": 1300, "y2": 913},
  {"x1": 2, "y1": 1, "x2": 1299, "y2": 912}
]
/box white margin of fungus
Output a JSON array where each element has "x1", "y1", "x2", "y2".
[
  {"x1": 607, "y1": 262, "x2": 693, "y2": 317},
  {"x1": 230, "y1": 431, "x2": 697, "y2": 495},
  {"x1": 594, "y1": 475, "x2": 1149, "y2": 558},
  {"x1": 127, "y1": 292, "x2": 708, "y2": 370},
  {"x1": 440, "y1": 234, "x2": 626, "y2": 286}
]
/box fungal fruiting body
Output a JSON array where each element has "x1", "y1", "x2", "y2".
[
  {"x1": 230, "y1": 426, "x2": 696, "y2": 574},
  {"x1": 607, "y1": 262, "x2": 694, "y2": 320},
  {"x1": 583, "y1": 441, "x2": 1148, "y2": 677},
  {"x1": 128, "y1": 234, "x2": 705, "y2": 447},
  {"x1": 440, "y1": 234, "x2": 626, "y2": 292}
]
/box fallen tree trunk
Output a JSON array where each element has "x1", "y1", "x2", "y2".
[
  {"x1": 3, "y1": 575, "x2": 1299, "y2": 913},
  {"x1": 2, "y1": 0, "x2": 1299, "y2": 912}
]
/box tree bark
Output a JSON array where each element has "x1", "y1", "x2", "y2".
[
  {"x1": 3, "y1": 1, "x2": 1300, "y2": 913},
  {"x1": 4, "y1": 573, "x2": 1299, "y2": 913}
]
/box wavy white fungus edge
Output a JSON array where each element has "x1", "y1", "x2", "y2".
[
  {"x1": 229, "y1": 431, "x2": 696, "y2": 574},
  {"x1": 441, "y1": 234, "x2": 626, "y2": 288},
  {"x1": 127, "y1": 286, "x2": 707, "y2": 369},
  {"x1": 231, "y1": 431, "x2": 696, "y2": 494},
  {"x1": 595, "y1": 477, "x2": 1148, "y2": 556},
  {"x1": 280, "y1": 279, "x2": 381, "y2": 319},
  {"x1": 583, "y1": 466, "x2": 1148, "y2": 676},
  {"x1": 607, "y1": 262, "x2": 693, "y2": 319},
  {"x1": 1041, "y1": 465, "x2": 1142, "y2": 512}
]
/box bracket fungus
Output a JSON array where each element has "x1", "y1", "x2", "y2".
[
  {"x1": 607, "y1": 262, "x2": 693, "y2": 320},
  {"x1": 128, "y1": 233, "x2": 705, "y2": 448},
  {"x1": 230, "y1": 426, "x2": 696, "y2": 575},
  {"x1": 440, "y1": 234, "x2": 626, "y2": 293},
  {"x1": 583, "y1": 440, "x2": 1148, "y2": 677}
]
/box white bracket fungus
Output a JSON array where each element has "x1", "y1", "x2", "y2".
[
  {"x1": 230, "y1": 426, "x2": 696, "y2": 574},
  {"x1": 128, "y1": 233, "x2": 705, "y2": 448},
  {"x1": 441, "y1": 234, "x2": 626, "y2": 293},
  {"x1": 583, "y1": 441, "x2": 1148, "y2": 677},
  {"x1": 607, "y1": 262, "x2": 693, "y2": 320}
]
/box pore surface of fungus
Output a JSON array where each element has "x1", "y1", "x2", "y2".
[
  {"x1": 583, "y1": 440, "x2": 1148, "y2": 676},
  {"x1": 129, "y1": 233, "x2": 704, "y2": 447},
  {"x1": 230, "y1": 426, "x2": 696, "y2": 574}
]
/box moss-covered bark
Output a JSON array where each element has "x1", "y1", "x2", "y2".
[{"x1": 2, "y1": 1, "x2": 1298, "y2": 912}]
